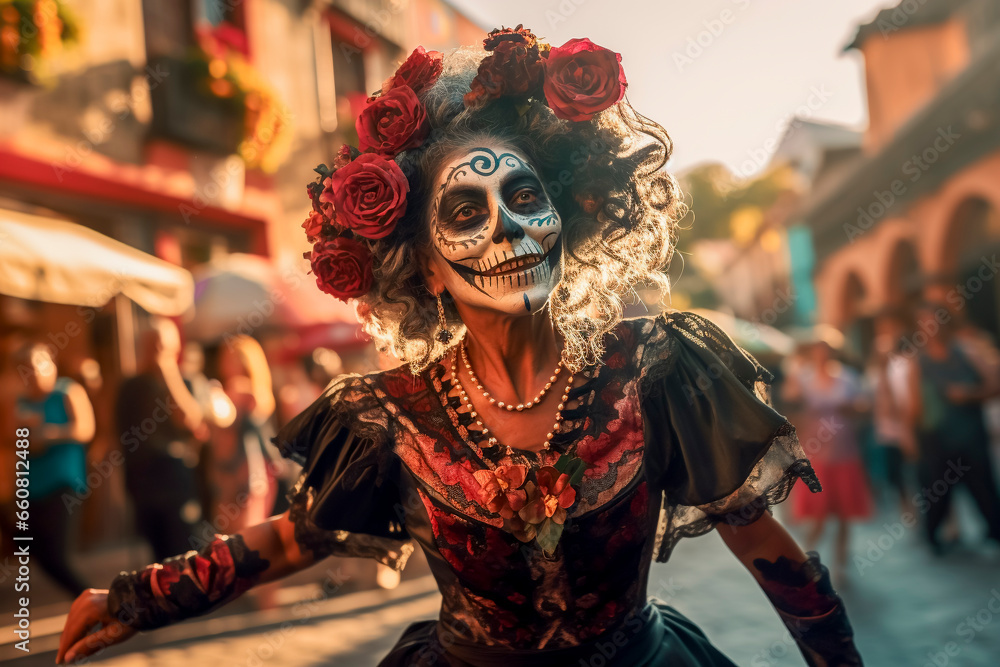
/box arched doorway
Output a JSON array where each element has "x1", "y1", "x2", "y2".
[{"x1": 942, "y1": 197, "x2": 1000, "y2": 337}]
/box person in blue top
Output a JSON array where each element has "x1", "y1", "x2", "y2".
[{"x1": 15, "y1": 342, "x2": 95, "y2": 596}]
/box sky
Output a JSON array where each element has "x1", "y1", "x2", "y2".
[{"x1": 449, "y1": 0, "x2": 894, "y2": 176}]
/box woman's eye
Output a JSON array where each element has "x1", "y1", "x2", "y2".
[
  {"x1": 511, "y1": 189, "x2": 539, "y2": 207},
  {"x1": 455, "y1": 206, "x2": 478, "y2": 222}
]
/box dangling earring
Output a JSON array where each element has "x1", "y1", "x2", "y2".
[{"x1": 435, "y1": 293, "x2": 454, "y2": 343}]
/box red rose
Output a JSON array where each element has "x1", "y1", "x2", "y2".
[
  {"x1": 543, "y1": 38, "x2": 627, "y2": 122},
  {"x1": 308, "y1": 237, "x2": 374, "y2": 300},
  {"x1": 356, "y1": 86, "x2": 430, "y2": 156},
  {"x1": 381, "y1": 46, "x2": 443, "y2": 97},
  {"x1": 302, "y1": 210, "x2": 325, "y2": 241},
  {"x1": 329, "y1": 153, "x2": 409, "y2": 239}
]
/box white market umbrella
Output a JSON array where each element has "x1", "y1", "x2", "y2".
[{"x1": 0, "y1": 208, "x2": 193, "y2": 315}]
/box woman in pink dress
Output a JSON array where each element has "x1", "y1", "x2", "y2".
[{"x1": 785, "y1": 337, "x2": 874, "y2": 581}]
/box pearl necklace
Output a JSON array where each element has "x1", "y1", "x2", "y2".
[
  {"x1": 459, "y1": 338, "x2": 563, "y2": 411},
  {"x1": 449, "y1": 344, "x2": 574, "y2": 455}
]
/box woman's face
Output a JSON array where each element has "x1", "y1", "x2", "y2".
[{"x1": 425, "y1": 143, "x2": 562, "y2": 315}]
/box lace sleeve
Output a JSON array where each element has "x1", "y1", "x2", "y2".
[
  {"x1": 637, "y1": 311, "x2": 821, "y2": 562},
  {"x1": 273, "y1": 375, "x2": 415, "y2": 571}
]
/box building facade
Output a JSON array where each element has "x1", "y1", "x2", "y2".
[{"x1": 794, "y1": 0, "x2": 1000, "y2": 348}]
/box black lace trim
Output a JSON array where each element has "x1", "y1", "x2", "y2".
[{"x1": 286, "y1": 483, "x2": 414, "y2": 571}]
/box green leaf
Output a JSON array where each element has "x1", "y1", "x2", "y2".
[
  {"x1": 535, "y1": 518, "x2": 563, "y2": 555},
  {"x1": 554, "y1": 453, "x2": 573, "y2": 473},
  {"x1": 554, "y1": 454, "x2": 588, "y2": 486}
]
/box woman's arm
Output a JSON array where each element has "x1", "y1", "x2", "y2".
[
  {"x1": 56, "y1": 509, "x2": 316, "y2": 664},
  {"x1": 718, "y1": 513, "x2": 863, "y2": 666},
  {"x1": 36, "y1": 382, "x2": 96, "y2": 449}
]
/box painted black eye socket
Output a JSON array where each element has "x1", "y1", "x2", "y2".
[
  {"x1": 509, "y1": 187, "x2": 542, "y2": 211},
  {"x1": 452, "y1": 203, "x2": 485, "y2": 224}
]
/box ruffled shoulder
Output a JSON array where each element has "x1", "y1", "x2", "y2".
[
  {"x1": 272, "y1": 374, "x2": 414, "y2": 570},
  {"x1": 635, "y1": 310, "x2": 821, "y2": 562}
]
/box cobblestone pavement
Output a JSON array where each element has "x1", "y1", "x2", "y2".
[{"x1": 9, "y1": 502, "x2": 1000, "y2": 666}]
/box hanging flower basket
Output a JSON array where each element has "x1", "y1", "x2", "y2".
[
  {"x1": 187, "y1": 39, "x2": 294, "y2": 173},
  {"x1": 0, "y1": 0, "x2": 80, "y2": 85}
]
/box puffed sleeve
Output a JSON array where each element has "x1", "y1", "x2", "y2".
[
  {"x1": 272, "y1": 374, "x2": 414, "y2": 571},
  {"x1": 638, "y1": 311, "x2": 821, "y2": 562}
]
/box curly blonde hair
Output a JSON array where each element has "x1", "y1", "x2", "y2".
[{"x1": 353, "y1": 47, "x2": 684, "y2": 374}]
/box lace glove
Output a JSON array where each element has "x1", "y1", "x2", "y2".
[
  {"x1": 107, "y1": 534, "x2": 269, "y2": 631},
  {"x1": 754, "y1": 552, "x2": 863, "y2": 667}
]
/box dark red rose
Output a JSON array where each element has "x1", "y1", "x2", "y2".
[
  {"x1": 483, "y1": 24, "x2": 538, "y2": 51},
  {"x1": 543, "y1": 38, "x2": 627, "y2": 122},
  {"x1": 464, "y1": 26, "x2": 544, "y2": 108},
  {"x1": 329, "y1": 153, "x2": 409, "y2": 239},
  {"x1": 308, "y1": 237, "x2": 374, "y2": 300},
  {"x1": 302, "y1": 210, "x2": 325, "y2": 241},
  {"x1": 381, "y1": 46, "x2": 443, "y2": 97},
  {"x1": 356, "y1": 86, "x2": 430, "y2": 156}
]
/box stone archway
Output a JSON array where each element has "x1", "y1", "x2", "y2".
[{"x1": 937, "y1": 196, "x2": 1000, "y2": 336}]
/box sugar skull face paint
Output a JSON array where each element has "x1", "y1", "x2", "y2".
[{"x1": 428, "y1": 145, "x2": 562, "y2": 314}]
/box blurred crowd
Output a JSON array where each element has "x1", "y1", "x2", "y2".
[
  {"x1": 5, "y1": 315, "x2": 371, "y2": 601},
  {"x1": 777, "y1": 298, "x2": 1000, "y2": 584},
  {"x1": 8, "y1": 291, "x2": 1000, "y2": 607}
]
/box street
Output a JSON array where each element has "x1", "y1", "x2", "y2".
[{"x1": 7, "y1": 498, "x2": 998, "y2": 667}]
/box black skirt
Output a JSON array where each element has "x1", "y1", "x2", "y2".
[{"x1": 377, "y1": 599, "x2": 738, "y2": 667}]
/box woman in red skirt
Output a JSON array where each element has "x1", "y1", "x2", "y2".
[{"x1": 784, "y1": 333, "x2": 874, "y2": 583}]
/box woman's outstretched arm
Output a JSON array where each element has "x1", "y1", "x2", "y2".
[
  {"x1": 717, "y1": 512, "x2": 863, "y2": 667},
  {"x1": 56, "y1": 509, "x2": 315, "y2": 664}
]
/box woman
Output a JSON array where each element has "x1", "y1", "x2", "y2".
[
  {"x1": 15, "y1": 342, "x2": 95, "y2": 596},
  {"x1": 209, "y1": 334, "x2": 279, "y2": 532},
  {"x1": 784, "y1": 334, "x2": 873, "y2": 582},
  {"x1": 57, "y1": 30, "x2": 862, "y2": 665}
]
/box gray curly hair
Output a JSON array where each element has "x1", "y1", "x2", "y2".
[{"x1": 352, "y1": 47, "x2": 684, "y2": 374}]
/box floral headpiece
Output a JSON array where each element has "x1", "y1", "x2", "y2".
[{"x1": 303, "y1": 26, "x2": 628, "y2": 301}]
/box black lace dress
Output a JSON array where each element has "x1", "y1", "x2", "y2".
[{"x1": 272, "y1": 311, "x2": 820, "y2": 666}]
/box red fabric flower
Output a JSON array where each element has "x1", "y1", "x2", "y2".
[
  {"x1": 329, "y1": 153, "x2": 409, "y2": 239},
  {"x1": 333, "y1": 144, "x2": 359, "y2": 169},
  {"x1": 473, "y1": 464, "x2": 528, "y2": 520},
  {"x1": 464, "y1": 25, "x2": 544, "y2": 108},
  {"x1": 308, "y1": 237, "x2": 374, "y2": 300},
  {"x1": 380, "y1": 46, "x2": 443, "y2": 97},
  {"x1": 317, "y1": 175, "x2": 336, "y2": 221},
  {"x1": 519, "y1": 466, "x2": 576, "y2": 526},
  {"x1": 302, "y1": 210, "x2": 325, "y2": 242},
  {"x1": 356, "y1": 86, "x2": 430, "y2": 156},
  {"x1": 543, "y1": 38, "x2": 627, "y2": 122}
]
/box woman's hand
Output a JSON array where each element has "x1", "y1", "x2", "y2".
[{"x1": 56, "y1": 589, "x2": 136, "y2": 664}]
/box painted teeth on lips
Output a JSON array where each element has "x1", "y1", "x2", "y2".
[{"x1": 483, "y1": 254, "x2": 544, "y2": 276}]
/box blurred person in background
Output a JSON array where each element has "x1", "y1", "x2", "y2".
[
  {"x1": 58, "y1": 32, "x2": 862, "y2": 666},
  {"x1": 867, "y1": 310, "x2": 916, "y2": 513},
  {"x1": 783, "y1": 329, "x2": 873, "y2": 583},
  {"x1": 905, "y1": 301, "x2": 1000, "y2": 555},
  {"x1": 208, "y1": 334, "x2": 278, "y2": 533},
  {"x1": 117, "y1": 317, "x2": 208, "y2": 560},
  {"x1": 15, "y1": 342, "x2": 95, "y2": 596},
  {"x1": 179, "y1": 340, "x2": 230, "y2": 524}
]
